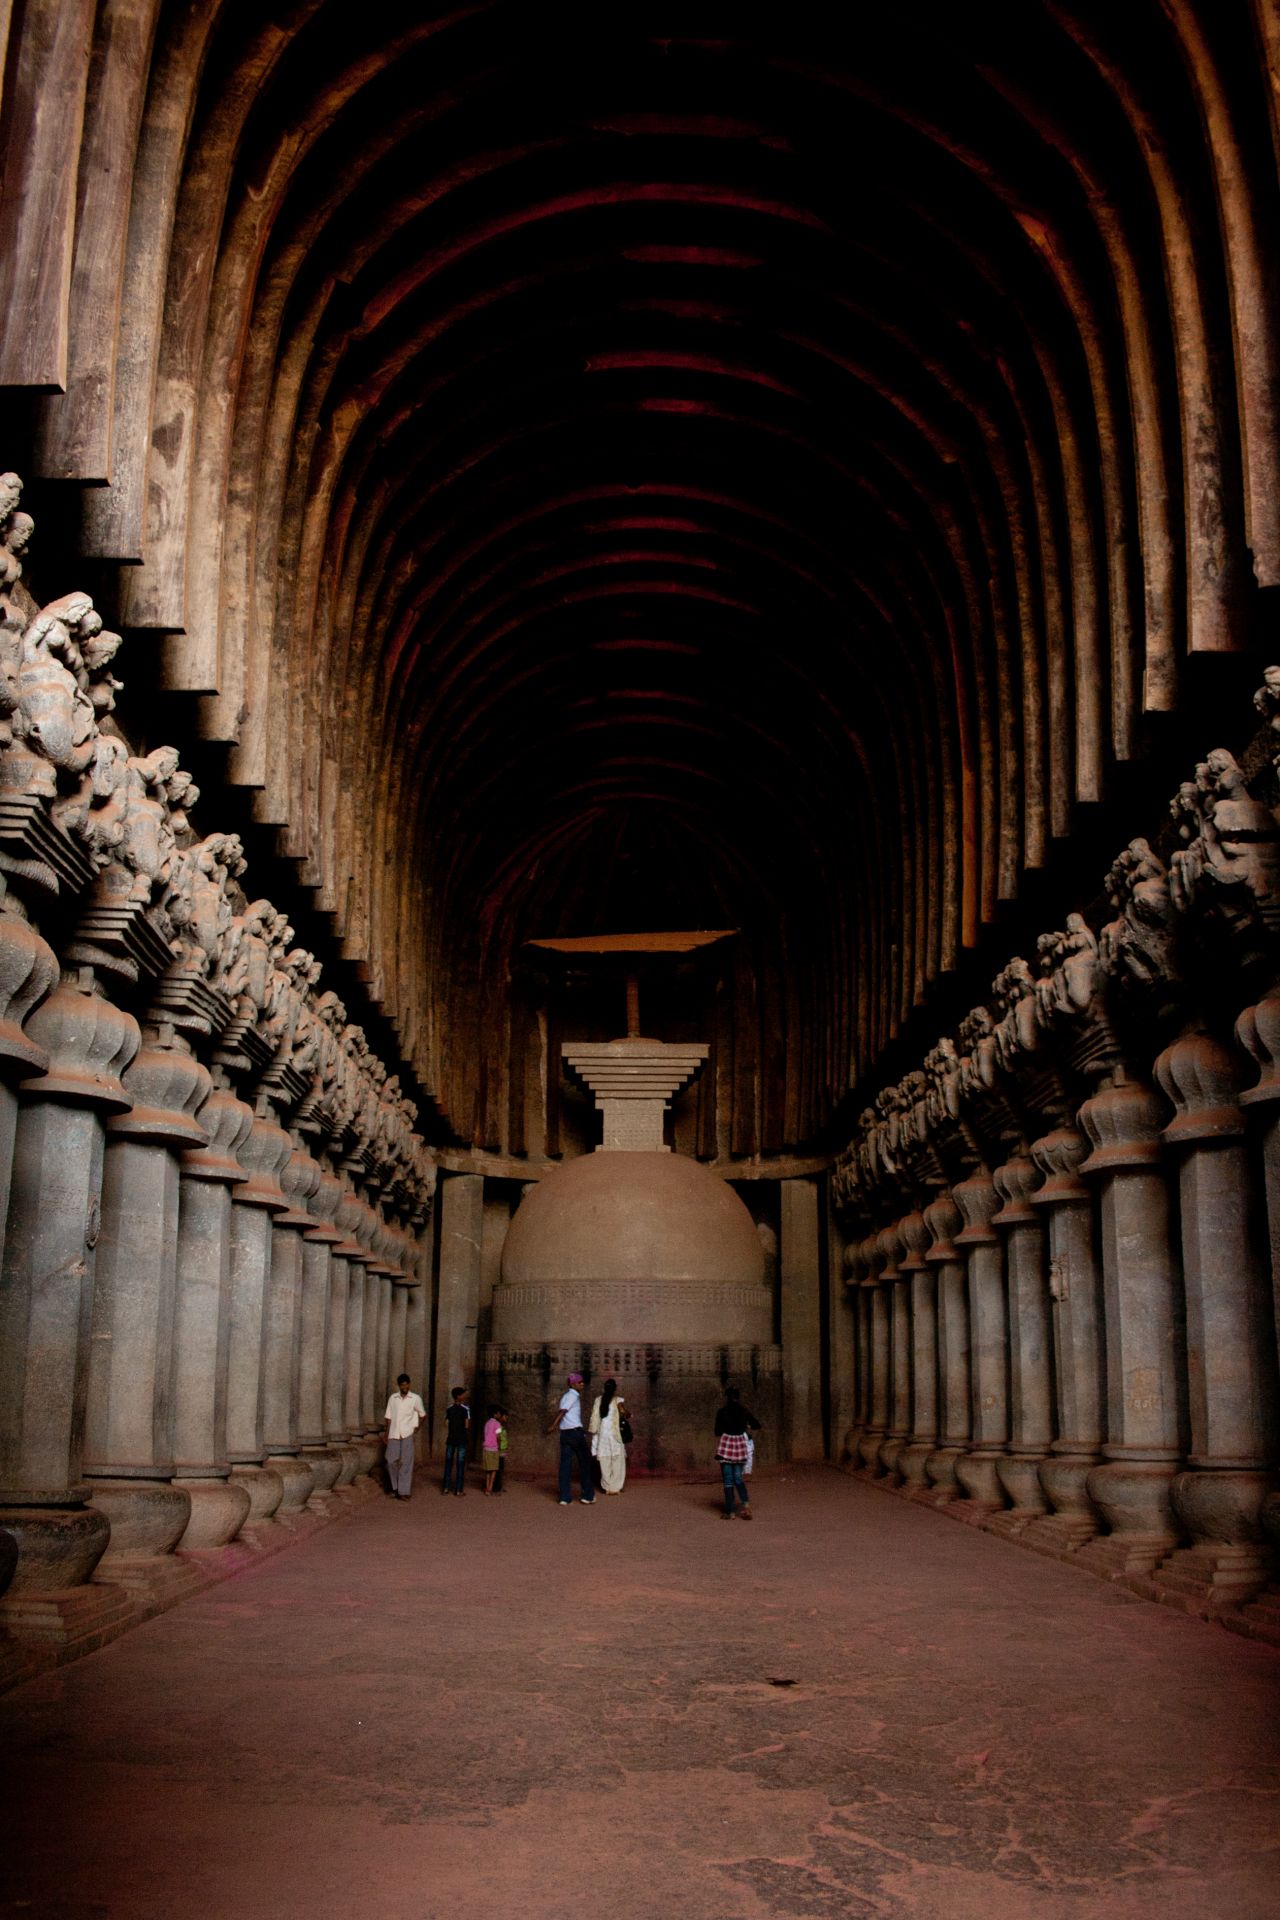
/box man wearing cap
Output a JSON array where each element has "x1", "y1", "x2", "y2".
[{"x1": 547, "y1": 1370, "x2": 596, "y2": 1507}]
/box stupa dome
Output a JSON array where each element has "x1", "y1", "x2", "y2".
[{"x1": 496, "y1": 1149, "x2": 769, "y2": 1345}]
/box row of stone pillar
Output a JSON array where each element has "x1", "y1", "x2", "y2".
[
  {"x1": 0, "y1": 933, "x2": 431, "y2": 1658},
  {"x1": 844, "y1": 1012, "x2": 1280, "y2": 1614}
]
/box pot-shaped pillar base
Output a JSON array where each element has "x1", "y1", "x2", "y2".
[
  {"x1": 923, "y1": 1445, "x2": 965, "y2": 1503},
  {"x1": 267, "y1": 1456, "x2": 316, "y2": 1514},
  {"x1": 991, "y1": 1452, "x2": 1050, "y2": 1530},
  {"x1": 88, "y1": 1482, "x2": 202, "y2": 1619},
  {"x1": 300, "y1": 1446, "x2": 344, "y2": 1512},
  {"x1": 954, "y1": 1450, "x2": 1006, "y2": 1516},
  {"x1": 897, "y1": 1441, "x2": 934, "y2": 1495},
  {"x1": 0, "y1": 1506, "x2": 134, "y2": 1658},
  {"x1": 87, "y1": 1481, "x2": 191, "y2": 1560},
  {"x1": 877, "y1": 1434, "x2": 907, "y2": 1483},
  {"x1": 856, "y1": 1430, "x2": 886, "y2": 1476},
  {"x1": 1133, "y1": 1470, "x2": 1276, "y2": 1612},
  {"x1": 1077, "y1": 1459, "x2": 1180, "y2": 1577},
  {"x1": 230, "y1": 1464, "x2": 286, "y2": 1547},
  {"x1": 1019, "y1": 1454, "x2": 1102, "y2": 1556},
  {"x1": 175, "y1": 1477, "x2": 251, "y2": 1550},
  {"x1": 0, "y1": 1505, "x2": 110, "y2": 1592}
]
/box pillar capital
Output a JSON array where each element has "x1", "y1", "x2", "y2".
[
  {"x1": 1154, "y1": 1030, "x2": 1247, "y2": 1145},
  {"x1": 922, "y1": 1190, "x2": 962, "y2": 1262},
  {"x1": 231, "y1": 1108, "x2": 292, "y2": 1210},
  {"x1": 181, "y1": 1082, "x2": 252, "y2": 1185},
  {"x1": 1235, "y1": 985, "x2": 1280, "y2": 1109},
  {"x1": 992, "y1": 1151, "x2": 1039, "y2": 1226},
  {"x1": 20, "y1": 976, "x2": 138, "y2": 1111},
  {"x1": 952, "y1": 1167, "x2": 999, "y2": 1245},
  {"x1": 1029, "y1": 1124, "x2": 1089, "y2": 1203},
  {"x1": 875, "y1": 1218, "x2": 904, "y2": 1281},
  {"x1": 1078, "y1": 1076, "x2": 1168, "y2": 1173},
  {"x1": 897, "y1": 1208, "x2": 931, "y2": 1272},
  {"x1": 107, "y1": 1036, "x2": 210, "y2": 1149},
  {"x1": 0, "y1": 907, "x2": 55, "y2": 1079}
]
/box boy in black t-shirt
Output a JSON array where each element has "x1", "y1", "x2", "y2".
[{"x1": 441, "y1": 1386, "x2": 470, "y2": 1497}]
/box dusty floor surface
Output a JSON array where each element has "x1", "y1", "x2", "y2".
[{"x1": 2, "y1": 1468, "x2": 1278, "y2": 1920}]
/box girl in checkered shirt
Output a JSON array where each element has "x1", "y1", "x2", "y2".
[{"x1": 714, "y1": 1387, "x2": 762, "y2": 1520}]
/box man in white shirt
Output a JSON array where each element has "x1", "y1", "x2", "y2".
[
  {"x1": 383, "y1": 1374, "x2": 427, "y2": 1500},
  {"x1": 546, "y1": 1369, "x2": 596, "y2": 1507}
]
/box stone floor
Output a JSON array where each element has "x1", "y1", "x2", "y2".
[{"x1": 2, "y1": 1467, "x2": 1278, "y2": 1920}]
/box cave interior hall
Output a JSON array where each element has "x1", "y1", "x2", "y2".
[{"x1": 1, "y1": 3, "x2": 1280, "y2": 1913}]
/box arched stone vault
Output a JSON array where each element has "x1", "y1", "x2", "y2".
[{"x1": 4, "y1": 2, "x2": 1278, "y2": 1151}]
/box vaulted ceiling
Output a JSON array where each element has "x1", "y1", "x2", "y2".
[{"x1": 5, "y1": 1, "x2": 1277, "y2": 1150}]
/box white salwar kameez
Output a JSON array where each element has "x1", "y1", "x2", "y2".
[{"x1": 589, "y1": 1397, "x2": 627, "y2": 1492}]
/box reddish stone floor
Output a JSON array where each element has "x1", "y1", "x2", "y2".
[{"x1": 2, "y1": 1468, "x2": 1278, "y2": 1920}]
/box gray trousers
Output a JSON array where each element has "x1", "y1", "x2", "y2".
[{"x1": 386, "y1": 1435, "x2": 416, "y2": 1496}]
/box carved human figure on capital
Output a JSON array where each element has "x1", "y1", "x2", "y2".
[
  {"x1": 1254, "y1": 665, "x2": 1280, "y2": 758},
  {"x1": 1165, "y1": 750, "x2": 1280, "y2": 957},
  {"x1": 991, "y1": 957, "x2": 1036, "y2": 1069},
  {"x1": 956, "y1": 1004, "x2": 999, "y2": 1104},
  {"x1": 165, "y1": 830, "x2": 246, "y2": 978},
  {"x1": 1099, "y1": 838, "x2": 1177, "y2": 989}
]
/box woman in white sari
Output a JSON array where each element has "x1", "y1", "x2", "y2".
[{"x1": 588, "y1": 1376, "x2": 628, "y2": 1494}]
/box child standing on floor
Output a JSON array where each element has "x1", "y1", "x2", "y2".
[
  {"x1": 482, "y1": 1406, "x2": 502, "y2": 1495},
  {"x1": 494, "y1": 1408, "x2": 509, "y2": 1493}
]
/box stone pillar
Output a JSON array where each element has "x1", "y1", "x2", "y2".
[
  {"x1": 826, "y1": 1192, "x2": 856, "y2": 1463},
  {"x1": 341, "y1": 1245, "x2": 365, "y2": 1439},
  {"x1": 896, "y1": 1209, "x2": 938, "y2": 1495},
  {"x1": 1078, "y1": 1074, "x2": 1184, "y2": 1576},
  {"x1": 225, "y1": 1103, "x2": 291, "y2": 1536},
  {"x1": 338, "y1": 1196, "x2": 372, "y2": 1474},
  {"x1": 324, "y1": 1249, "x2": 360, "y2": 1492},
  {"x1": 844, "y1": 1244, "x2": 866, "y2": 1453},
  {"x1": 0, "y1": 906, "x2": 56, "y2": 1258},
  {"x1": 334, "y1": 1188, "x2": 378, "y2": 1477},
  {"x1": 295, "y1": 1151, "x2": 345, "y2": 1508},
  {"x1": 877, "y1": 1220, "x2": 911, "y2": 1482},
  {"x1": 1027, "y1": 1124, "x2": 1106, "y2": 1552},
  {"x1": 259, "y1": 1141, "x2": 319, "y2": 1525},
  {"x1": 403, "y1": 1213, "x2": 432, "y2": 1466},
  {"x1": 991, "y1": 1151, "x2": 1052, "y2": 1529},
  {"x1": 359, "y1": 1265, "x2": 380, "y2": 1435},
  {"x1": 780, "y1": 1175, "x2": 824, "y2": 1461},
  {"x1": 857, "y1": 1235, "x2": 890, "y2": 1475},
  {"x1": 374, "y1": 1269, "x2": 393, "y2": 1420},
  {"x1": 0, "y1": 973, "x2": 139, "y2": 1646},
  {"x1": 435, "y1": 1173, "x2": 484, "y2": 1432},
  {"x1": 924, "y1": 1190, "x2": 970, "y2": 1502},
  {"x1": 82, "y1": 1032, "x2": 210, "y2": 1604},
  {"x1": 1152, "y1": 1031, "x2": 1278, "y2": 1607},
  {"x1": 389, "y1": 1281, "x2": 409, "y2": 1387},
  {"x1": 0, "y1": 906, "x2": 53, "y2": 1663},
  {"x1": 952, "y1": 1167, "x2": 1008, "y2": 1514},
  {"x1": 1236, "y1": 984, "x2": 1280, "y2": 1559},
  {"x1": 171, "y1": 1079, "x2": 254, "y2": 1551}
]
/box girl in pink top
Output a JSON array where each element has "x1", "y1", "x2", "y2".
[{"x1": 482, "y1": 1409, "x2": 502, "y2": 1495}]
